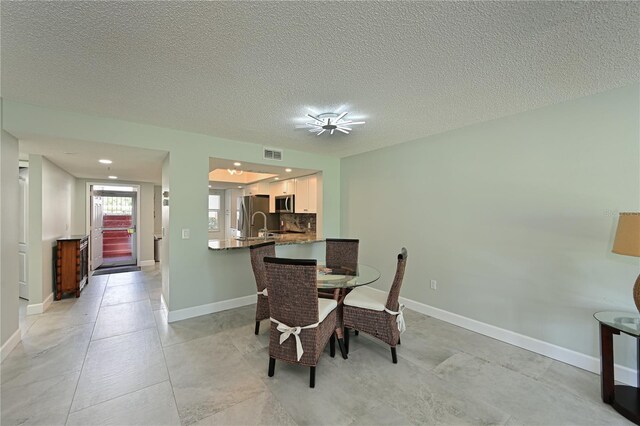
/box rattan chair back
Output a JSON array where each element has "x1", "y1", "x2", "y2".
[
  {"x1": 385, "y1": 248, "x2": 408, "y2": 311},
  {"x1": 325, "y1": 238, "x2": 359, "y2": 272},
  {"x1": 264, "y1": 257, "x2": 319, "y2": 329},
  {"x1": 249, "y1": 241, "x2": 276, "y2": 294}
]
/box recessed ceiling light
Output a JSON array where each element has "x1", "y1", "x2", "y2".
[
  {"x1": 237, "y1": 186, "x2": 243, "y2": 189},
  {"x1": 274, "y1": 177, "x2": 280, "y2": 180},
  {"x1": 233, "y1": 162, "x2": 241, "y2": 167},
  {"x1": 208, "y1": 185, "x2": 212, "y2": 188},
  {"x1": 108, "y1": 176, "x2": 118, "y2": 179},
  {"x1": 285, "y1": 168, "x2": 292, "y2": 172},
  {"x1": 99, "y1": 159, "x2": 112, "y2": 164}
]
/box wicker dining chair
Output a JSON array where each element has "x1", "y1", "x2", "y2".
[
  {"x1": 325, "y1": 238, "x2": 360, "y2": 273},
  {"x1": 264, "y1": 257, "x2": 337, "y2": 388},
  {"x1": 343, "y1": 247, "x2": 408, "y2": 363},
  {"x1": 250, "y1": 241, "x2": 276, "y2": 335}
]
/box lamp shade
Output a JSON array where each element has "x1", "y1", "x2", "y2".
[{"x1": 612, "y1": 212, "x2": 640, "y2": 257}]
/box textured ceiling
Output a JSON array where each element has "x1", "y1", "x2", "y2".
[{"x1": 2, "y1": 1, "x2": 639, "y2": 158}]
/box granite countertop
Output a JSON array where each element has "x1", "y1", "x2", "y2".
[{"x1": 208, "y1": 233, "x2": 323, "y2": 250}]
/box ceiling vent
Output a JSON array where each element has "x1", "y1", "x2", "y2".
[{"x1": 263, "y1": 147, "x2": 283, "y2": 161}]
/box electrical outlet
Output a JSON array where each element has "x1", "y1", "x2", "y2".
[{"x1": 430, "y1": 280, "x2": 437, "y2": 290}]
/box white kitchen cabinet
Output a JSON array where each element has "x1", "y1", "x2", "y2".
[
  {"x1": 294, "y1": 174, "x2": 317, "y2": 214},
  {"x1": 269, "y1": 179, "x2": 296, "y2": 212},
  {"x1": 245, "y1": 180, "x2": 269, "y2": 196}
]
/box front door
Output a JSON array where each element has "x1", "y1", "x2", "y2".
[
  {"x1": 18, "y1": 167, "x2": 28, "y2": 299},
  {"x1": 90, "y1": 192, "x2": 104, "y2": 270},
  {"x1": 96, "y1": 190, "x2": 137, "y2": 267}
]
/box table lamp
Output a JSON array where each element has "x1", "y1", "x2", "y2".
[{"x1": 612, "y1": 212, "x2": 640, "y2": 312}]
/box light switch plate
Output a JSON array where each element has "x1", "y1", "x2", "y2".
[{"x1": 181, "y1": 229, "x2": 190, "y2": 239}]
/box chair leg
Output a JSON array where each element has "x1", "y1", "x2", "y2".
[
  {"x1": 391, "y1": 347, "x2": 398, "y2": 364},
  {"x1": 310, "y1": 366, "x2": 316, "y2": 388},
  {"x1": 268, "y1": 357, "x2": 276, "y2": 377},
  {"x1": 337, "y1": 338, "x2": 348, "y2": 359},
  {"x1": 330, "y1": 333, "x2": 335, "y2": 358},
  {"x1": 354, "y1": 330, "x2": 359, "y2": 336},
  {"x1": 344, "y1": 327, "x2": 350, "y2": 354},
  {"x1": 254, "y1": 321, "x2": 260, "y2": 335},
  {"x1": 398, "y1": 336, "x2": 401, "y2": 345}
]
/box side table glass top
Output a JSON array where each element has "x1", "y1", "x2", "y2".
[
  {"x1": 594, "y1": 311, "x2": 640, "y2": 337},
  {"x1": 316, "y1": 263, "x2": 380, "y2": 289}
]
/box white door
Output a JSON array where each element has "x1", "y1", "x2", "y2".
[
  {"x1": 18, "y1": 168, "x2": 29, "y2": 300},
  {"x1": 91, "y1": 193, "x2": 104, "y2": 270}
]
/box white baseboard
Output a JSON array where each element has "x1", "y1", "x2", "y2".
[
  {"x1": 166, "y1": 294, "x2": 256, "y2": 323},
  {"x1": 369, "y1": 288, "x2": 638, "y2": 387},
  {"x1": 139, "y1": 260, "x2": 155, "y2": 267},
  {"x1": 1, "y1": 328, "x2": 21, "y2": 362},
  {"x1": 26, "y1": 292, "x2": 54, "y2": 315}
]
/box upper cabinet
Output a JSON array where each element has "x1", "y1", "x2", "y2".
[
  {"x1": 269, "y1": 179, "x2": 296, "y2": 212},
  {"x1": 245, "y1": 180, "x2": 269, "y2": 196},
  {"x1": 294, "y1": 174, "x2": 317, "y2": 214}
]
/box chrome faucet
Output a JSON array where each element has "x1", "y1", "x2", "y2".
[{"x1": 251, "y1": 211, "x2": 268, "y2": 239}]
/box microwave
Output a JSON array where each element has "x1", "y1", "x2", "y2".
[{"x1": 275, "y1": 195, "x2": 295, "y2": 213}]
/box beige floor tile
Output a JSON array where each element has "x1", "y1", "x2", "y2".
[
  {"x1": 101, "y1": 282, "x2": 149, "y2": 306},
  {"x1": 0, "y1": 371, "x2": 79, "y2": 426},
  {"x1": 191, "y1": 391, "x2": 297, "y2": 426},
  {"x1": 92, "y1": 299, "x2": 155, "y2": 340},
  {"x1": 67, "y1": 381, "x2": 180, "y2": 426},
  {"x1": 164, "y1": 332, "x2": 267, "y2": 425},
  {"x1": 71, "y1": 327, "x2": 169, "y2": 412},
  {"x1": 1, "y1": 322, "x2": 93, "y2": 389}
]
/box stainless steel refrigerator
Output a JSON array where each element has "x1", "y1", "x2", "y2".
[{"x1": 238, "y1": 195, "x2": 279, "y2": 239}]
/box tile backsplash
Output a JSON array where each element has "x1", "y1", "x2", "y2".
[{"x1": 280, "y1": 213, "x2": 316, "y2": 233}]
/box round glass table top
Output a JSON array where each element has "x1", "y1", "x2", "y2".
[
  {"x1": 316, "y1": 263, "x2": 380, "y2": 289},
  {"x1": 594, "y1": 311, "x2": 640, "y2": 337}
]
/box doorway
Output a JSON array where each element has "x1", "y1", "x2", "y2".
[
  {"x1": 18, "y1": 166, "x2": 29, "y2": 300},
  {"x1": 90, "y1": 185, "x2": 138, "y2": 270}
]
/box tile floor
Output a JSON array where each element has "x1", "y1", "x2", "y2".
[{"x1": 1, "y1": 266, "x2": 632, "y2": 425}]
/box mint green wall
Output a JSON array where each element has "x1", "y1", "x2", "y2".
[
  {"x1": 26, "y1": 155, "x2": 43, "y2": 305},
  {"x1": 1, "y1": 128, "x2": 20, "y2": 348},
  {"x1": 341, "y1": 84, "x2": 640, "y2": 367},
  {"x1": 3, "y1": 102, "x2": 341, "y2": 312}
]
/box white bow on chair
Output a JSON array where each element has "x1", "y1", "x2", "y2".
[
  {"x1": 270, "y1": 318, "x2": 320, "y2": 361},
  {"x1": 384, "y1": 303, "x2": 406, "y2": 334}
]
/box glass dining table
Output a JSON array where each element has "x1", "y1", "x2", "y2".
[{"x1": 316, "y1": 263, "x2": 381, "y2": 359}]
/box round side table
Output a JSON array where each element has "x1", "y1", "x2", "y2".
[{"x1": 594, "y1": 311, "x2": 640, "y2": 425}]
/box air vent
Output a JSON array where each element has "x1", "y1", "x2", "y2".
[{"x1": 263, "y1": 147, "x2": 283, "y2": 161}]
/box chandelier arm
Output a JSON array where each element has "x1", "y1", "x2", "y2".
[
  {"x1": 306, "y1": 114, "x2": 324, "y2": 123},
  {"x1": 336, "y1": 128, "x2": 350, "y2": 134},
  {"x1": 334, "y1": 112, "x2": 348, "y2": 123}
]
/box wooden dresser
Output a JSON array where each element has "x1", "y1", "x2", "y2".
[{"x1": 56, "y1": 235, "x2": 89, "y2": 299}]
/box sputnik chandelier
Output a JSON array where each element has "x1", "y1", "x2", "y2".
[{"x1": 304, "y1": 112, "x2": 365, "y2": 136}]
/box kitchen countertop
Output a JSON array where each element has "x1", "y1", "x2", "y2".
[{"x1": 208, "y1": 233, "x2": 323, "y2": 250}]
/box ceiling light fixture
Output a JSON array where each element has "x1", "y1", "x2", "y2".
[
  {"x1": 302, "y1": 112, "x2": 365, "y2": 136},
  {"x1": 285, "y1": 168, "x2": 292, "y2": 172},
  {"x1": 233, "y1": 162, "x2": 242, "y2": 167},
  {"x1": 108, "y1": 175, "x2": 118, "y2": 180},
  {"x1": 99, "y1": 159, "x2": 112, "y2": 164},
  {"x1": 227, "y1": 168, "x2": 244, "y2": 175}
]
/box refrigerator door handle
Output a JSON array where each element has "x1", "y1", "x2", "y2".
[{"x1": 239, "y1": 198, "x2": 246, "y2": 234}]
